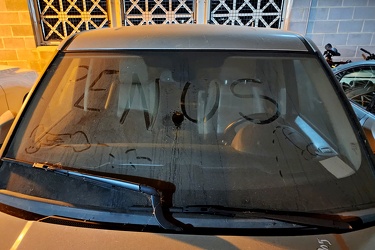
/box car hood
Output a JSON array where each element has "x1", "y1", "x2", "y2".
[
  {"x1": 1, "y1": 211, "x2": 375, "y2": 249},
  {"x1": 0, "y1": 66, "x2": 38, "y2": 88},
  {"x1": 332, "y1": 61, "x2": 375, "y2": 73}
]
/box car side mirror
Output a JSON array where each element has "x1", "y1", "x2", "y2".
[{"x1": 0, "y1": 110, "x2": 16, "y2": 145}]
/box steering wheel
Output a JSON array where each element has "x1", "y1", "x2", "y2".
[
  {"x1": 348, "y1": 90, "x2": 375, "y2": 108},
  {"x1": 353, "y1": 93, "x2": 374, "y2": 107}
]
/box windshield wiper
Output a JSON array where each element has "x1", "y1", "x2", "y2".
[
  {"x1": 173, "y1": 205, "x2": 356, "y2": 230},
  {"x1": 1, "y1": 158, "x2": 358, "y2": 232},
  {"x1": 28, "y1": 161, "x2": 182, "y2": 231}
]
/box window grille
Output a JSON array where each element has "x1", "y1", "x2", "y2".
[
  {"x1": 210, "y1": 0, "x2": 284, "y2": 28},
  {"x1": 34, "y1": 0, "x2": 109, "y2": 44},
  {"x1": 123, "y1": 0, "x2": 194, "y2": 25},
  {"x1": 28, "y1": 0, "x2": 287, "y2": 45}
]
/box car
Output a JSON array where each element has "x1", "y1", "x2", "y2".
[
  {"x1": 1, "y1": 25, "x2": 375, "y2": 249},
  {"x1": 0, "y1": 65, "x2": 38, "y2": 144},
  {"x1": 332, "y1": 60, "x2": 375, "y2": 152},
  {"x1": 333, "y1": 60, "x2": 375, "y2": 108}
]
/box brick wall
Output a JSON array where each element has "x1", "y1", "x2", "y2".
[
  {"x1": 0, "y1": 0, "x2": 56, "y2": 73},
  {"x1": 288, "y1": 0, "x2": 375, "y2": 61}
]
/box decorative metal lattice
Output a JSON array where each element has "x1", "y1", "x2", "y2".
[
  {"x1": 31, "y1": 0, "x2": 286, "y2": 44},
  {"x1": 37, "y1": 0, "x2": 109, "y2": 41},
  {"x1": 123, "y1": 0, "x2": 194, "y2": 25},
  {"x1": 210, "y1": 0, "x2": 284, "y2": 28}
]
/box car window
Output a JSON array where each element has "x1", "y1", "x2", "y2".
[{"x1": 337, "y1": 66, "x2": 375, "y2": 108}]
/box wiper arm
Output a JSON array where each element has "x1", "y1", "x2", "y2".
[
  {"x1": 1, "y1": 159, "x2": 357, "y2": 231},
  {"x1": 31, "y1": 162, "x2": 182, "y2": 231},
  {"x1": 177, "y1": 206, "x2": 355, "y2": 230}
]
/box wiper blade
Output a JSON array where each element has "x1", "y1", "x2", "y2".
[
  {"x1": 1, "y1": 159, "x2": 357, "y2": 231},
  {"x1": 177, "y1": 206, "x2": 355, "y2": 230},
  {"x1": 30, "y1": 162, "x2": 182, "y2": 231}
]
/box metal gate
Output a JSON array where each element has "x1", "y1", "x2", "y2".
[
  {"x1": 209, "y1": 0, "x2": 284, "y2": 28},
  {"x1": 124, "y1": 0, "x2": 195, "y2": 25},
  {"x1": 30, "y1": 0, "x2": 109, "y2": 44},
  {"x1": 123, "y1": 0, "x2": 284, "y2": 27},
  {"x1": 30, "y1": 0, "x2": 286, "y2": 45}
]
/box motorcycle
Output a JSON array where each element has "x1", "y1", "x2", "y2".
[
  {"x1": 323, "y1": 43, "x2": 352, "y2": 68},
  {"x1": 360, "y1": 47, "x2": 375, "y2": 60}
]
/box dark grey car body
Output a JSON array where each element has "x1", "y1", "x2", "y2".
[{"x1": 1, "y1": 25, "x2": 375, "y2": 249}]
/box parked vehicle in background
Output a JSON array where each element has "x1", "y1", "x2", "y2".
[
  {"x1": 360, "y1": 48, "x2": 375, "y2": 61},
  {"x1": 332, "y1": 60, "x2": 375, "y2": 153},
  {"x1": 1, "y1": 25, "x2": 375, "y2": 249},
  {"x1": 333, "y1": 60, "x2": 375, "y2": 109},
  {"x1": 0, "y1": 66, "x2": 38, "y2": 144},
  {"x1": 347, "y1": 100, "x2": 375, "y2": 153},
  {"x1": 323, "y1": 43, "x2": 351, "y2": 68}
]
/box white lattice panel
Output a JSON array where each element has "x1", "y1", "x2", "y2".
[
  {"x1": 210, "y1": 0, "x2": 284, "y2": 28},
  {"x1": 38, "y1": 0, "x2": 109, "y2": 41},
  {"x1": 31, "y1": 0, "x2": 287, "y2": 44},
  {"x1": 123, "y1": 0, "x2": 194, "y2": 25}
]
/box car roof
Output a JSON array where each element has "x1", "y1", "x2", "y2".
[
  {"x1": 61, "y1": 24, "x2": 310, "y2": 52},
  {"x1": 333, "y1": 60, "x2": 375, "y2": 72}
]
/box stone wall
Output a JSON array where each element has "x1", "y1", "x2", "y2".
[{"x1": 288, "y1": 0, "x2": 375, "y2": 61}]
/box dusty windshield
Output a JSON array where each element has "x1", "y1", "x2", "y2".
[{"x1": 6, "y1": 51, "x2": 375, "y2": 213}]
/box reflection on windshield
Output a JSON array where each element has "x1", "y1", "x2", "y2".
[{"x1": 6, "y1": 51, "x2": 375, "y2": 214}]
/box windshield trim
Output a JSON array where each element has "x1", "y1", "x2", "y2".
[{"x1": 3, "y1": 50, "x2": 375, "y2": 220}]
